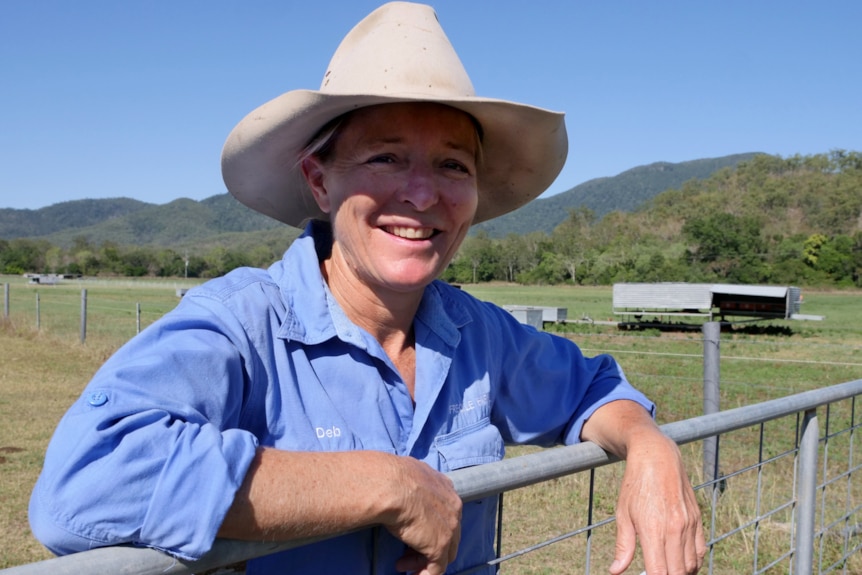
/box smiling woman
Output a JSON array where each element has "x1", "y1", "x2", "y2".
[
  {"x1": 29, "y1": 3, "x2": 703, "y2": 575},
  {"x1": 302, "y1": 103, "x2": 480, "y2": 304}
]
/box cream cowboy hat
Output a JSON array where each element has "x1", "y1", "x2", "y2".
[{"x1": 221, "y1": 1, "x2": 568, "y2": 228}]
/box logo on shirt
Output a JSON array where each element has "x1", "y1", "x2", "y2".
[{"x1": 448, "y1": 393, "x2": 490, "y2": 415}]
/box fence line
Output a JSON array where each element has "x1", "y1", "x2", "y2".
[
  {"x1": 582, "y1": 347, "x2": 862, "y2": 369},
  {"x1": 4, "y1": 284, "x2": 860, "y2": 372},
  {"x1": 4, "y1": 379, "x2": 861, "y2": 575},
  {"x1": 1, "y1": 282, "x2": 181, "y2": 340},
  {"x1": 2, "y1": 283, "x2": 861, "y2": 573},
  {"x1": 4, "y1": 280, "x2": 860, "y2": 354},
  {"x1": 566, "y1": 329, "x2": 862, "y2": 353}
]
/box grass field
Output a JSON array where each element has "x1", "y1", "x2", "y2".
[{"x1": 1, "y1": 276, "x2": 860, "y2": 571}]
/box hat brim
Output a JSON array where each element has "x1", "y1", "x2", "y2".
[{"x1": 221, "y1": 90, "x2": 568, "y2": 228}]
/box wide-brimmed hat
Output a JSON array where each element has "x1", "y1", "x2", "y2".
[{"x1": 221, "y1": 1, "x2": 568, "y2": 228}]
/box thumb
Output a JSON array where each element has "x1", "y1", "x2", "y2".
[{"x1": 609, "y1": 515, "x2": 637, "y2": 575}]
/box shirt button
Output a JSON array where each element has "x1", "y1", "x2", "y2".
[{"x1": 87, "y1": 392, "x2": 108, "y2": 406}]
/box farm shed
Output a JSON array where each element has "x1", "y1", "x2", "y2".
[
  {"x1": 612, "y1": 283, "x2": 813, "y2": 322},
  {"x1": 26, "y1": 273, "x2": 62, "y2": 285},
  {"x1": 503, "y1": 305, "x2": 568, "y2": 329}
]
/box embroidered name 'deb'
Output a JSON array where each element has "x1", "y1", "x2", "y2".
[{"x1": 315, "y1": 425, "x2": 342, "y2": 439}]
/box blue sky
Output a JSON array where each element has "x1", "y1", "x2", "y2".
[{"x1": 1, "y1": 1, "x2": 860, "y2": 211}]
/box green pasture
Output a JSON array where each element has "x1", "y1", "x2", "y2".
[
  {"x1": 0, "y1": 275, "x2": 195, "y2": 345},
  {"x1": 1, "y1": 277, "x2": 861, "y2": 571}
]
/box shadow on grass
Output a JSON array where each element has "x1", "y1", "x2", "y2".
[{"x1": 617, "y1": 320, "x2": 795, "y2": 336}]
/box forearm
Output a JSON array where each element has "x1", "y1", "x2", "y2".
[
  {"x1": 579, "y1": 399, "x2": 668, "y2": 459},
  {"x1": 219, "y1": 446, "x2": 463, "y2": 573},
  {"x1": 218, "y1": 447, "x2": 401, "y2": 541}
]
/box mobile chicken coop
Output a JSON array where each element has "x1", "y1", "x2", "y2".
[{"x1": 612, "y1": 283, "x2": 820, "y2": 324}]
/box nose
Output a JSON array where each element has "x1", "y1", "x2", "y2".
[{"x1": 398, "y1": 164, "x2": 440, "y2": 212}]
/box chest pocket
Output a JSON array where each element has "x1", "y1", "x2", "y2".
[{"x1": 436, "y1": 417, "x2": 504, "y2": 472}]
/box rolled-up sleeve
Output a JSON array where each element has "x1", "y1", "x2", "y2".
[
  {"x1": 29, "y1": 290, "x2": 264, "y2": 560},
  {"x1": 481, "y1": 303, "x2": 654, "y2": 447}
]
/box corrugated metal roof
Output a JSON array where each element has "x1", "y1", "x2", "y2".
[
  {"x1": 710, "y1": 284, "x2": 789, "y2": 298},
  {"x1": 613, "y1": 283, "x2": 713, "y2": 310}
]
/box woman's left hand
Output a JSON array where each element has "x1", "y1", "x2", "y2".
[
  {"x1": 610, "y1": 433, "x2": 705, "y2": 574},
  {"x1": 580, "y1": 400, "x2": 705, "y2": 574}
]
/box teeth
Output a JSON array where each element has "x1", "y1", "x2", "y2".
[{"x1": 388, "y1": 226, "x2": 434, "y2": 239}]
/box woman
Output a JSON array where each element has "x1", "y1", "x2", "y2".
[{"x1": 30, "y1": 3, "x2": 704, "y2": 574}]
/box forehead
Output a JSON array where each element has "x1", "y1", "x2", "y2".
[{"x1": 339, "y1": 102, "x2": 479, "y2": 149}]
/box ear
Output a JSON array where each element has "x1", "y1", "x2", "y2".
[{"x1": 301, "y1": 156, "x2": 332, "y2": 214}]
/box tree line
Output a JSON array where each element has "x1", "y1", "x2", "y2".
[
  {"x1": 2, "y1": 151, "x2": 861, "y2": 287},
  {"x1": 0, "y1": 236, "x2": 283, "y2": 279},
  {"x1": 443, "y1": 151, "x2": 862, "y2": 287}
]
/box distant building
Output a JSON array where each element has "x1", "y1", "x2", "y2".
[{"x1": 612, "y1": 283, "x2": 822, "y2": 322}]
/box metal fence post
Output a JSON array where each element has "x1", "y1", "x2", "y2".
[
  {"x1": 80, "y1": 289, "x2": 87, "y2": 343},
  {"x1": 4, "y1": 283, "x2": 8, "y2": 318},
  {"x1": 36, "y1": 292, "x2": 40, "y2": 330},
  {"x1": 702, "y1": 321, "x2": 721, "y2": 490},
  {"x1": 136, "y1": 303, "x2": 141, "y2": 334},
  {"x1": 794, "y1": 407, "x2": 818, "y2": 575}
]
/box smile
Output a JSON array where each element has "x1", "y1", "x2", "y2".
[{"x1": 384, "y1": 226, "x2": 437, "y2": 240}]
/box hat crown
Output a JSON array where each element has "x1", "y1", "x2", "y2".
[
  {"x1": 222, "y1": 1, "x2": 567, "y2": 229},
  {"x1": 319, "y1": 2, "x2": 476, "y2": 98}
]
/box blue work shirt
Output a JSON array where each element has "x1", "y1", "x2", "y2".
[{"x1": 30, "y1": 222, "x2": 653, "y2": 574}]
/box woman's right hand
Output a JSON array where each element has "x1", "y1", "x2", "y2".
[{"x1": 382, "y1": 456, "x2": 463, "y2": 575}]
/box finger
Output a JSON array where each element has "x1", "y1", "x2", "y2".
[
  {"x1": 448, "y1": 519, "x2": 462, "y2": 564},
  {"x1": 680, "y1": 488, "x2": 705, "y2": 573},
  {"x1": 395, "y1": 549, "x2": 449, "y2": 575},
  {"x1": 609, "y1": 513, "x2": 637, "y2": 575},
  {"x1": 691, "y1": 517, "x2": 707, "y2": 573},
  {"x1": 649, "y1": 506, "x2": 702, "y2": 575},
  {"x1": 635, "y1": 509, "x2": 677, "y2": 575},
  {"x1": 395, "y1": 548, "x2": 425, "y2": 572}
]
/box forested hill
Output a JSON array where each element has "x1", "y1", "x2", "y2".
[
  {"x1": 2, "y1": 150, "x2": 860, "y2": 285},
  {"x1": 0, "y1": 198, "x2": 150, "y2": 239},
  {"x1": 0, "y1": 193, "x2": 284, "y2": 248},
  {"x1": 0, "y1": 153, "x2": 759, "y2": 247},
  {"x1": 443, "y1": 150, "x2": 862, "y2": 287},
  {"x1": 473, "y1": 152, "x2": 760, "y2": 237}
]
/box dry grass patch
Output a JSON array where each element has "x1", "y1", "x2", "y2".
[
  {"x1": 0, "y1": 319, "x2": 116, "y2": 567},
  {"x1": 2, "y1": 283, "x2": 861, "y2": 571}
]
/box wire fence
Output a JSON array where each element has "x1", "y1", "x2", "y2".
[
  {"x1": 2, "y1": 281, "x2": 187, "y2": 343},
  {"x1": 3, "y1": 379, "x2": 860, "y2": 575},
  {"x1": 2, "y1": 281, "x2": 862, "y2": 573}
]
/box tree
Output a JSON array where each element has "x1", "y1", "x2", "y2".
[
  {"x1": 498, "y1": 234, "x2": 529, "y2": 282},
  {"x1": 152, "y1": 249, "x2": 184, "y2": 277},
  {"x1": 457, "y1": 231, "x2": 498, "y2": 283},
  {"x1": 551, "y1": 207, "x2": 595, "y2": 284},
  {"x1": 682, "y1": 212, "x2": 765, "y2": 280},
  {"x1": 0, "y1": 239, "x2": 50, "y2": 274},
  {"x1": 121, "y1": 249, "x2": 153, "y2": 277},
  {"x1": 802, "y1": 233, "x2": 828, "y2": 267}
]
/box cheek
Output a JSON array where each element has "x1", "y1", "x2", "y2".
[{"x1": 446, "y1": 185, "x2": 479, "y2": 221}]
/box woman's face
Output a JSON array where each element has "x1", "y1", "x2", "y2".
[{"x1": 303, "y1": 102, "x2": 480, "y2": 295}]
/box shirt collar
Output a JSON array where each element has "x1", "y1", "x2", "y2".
[{"x1": 272, "y1": 221, "x2": 470, "y2": 348}]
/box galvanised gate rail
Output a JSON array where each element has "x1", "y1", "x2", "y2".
[{"x1": 4, "y1": 378, "x2": 861, "y2": 575}]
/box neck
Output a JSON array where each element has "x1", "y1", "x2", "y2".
[
  {"x1": 321, "y1": 255, "x2": 421, "y2": 398},
  {"x1": 320, "y1": 256, "x2": 422, "y2": 348}
]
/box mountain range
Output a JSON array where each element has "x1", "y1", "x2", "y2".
[{"x1": 0, "y1": 153, "x2": 761, "y2": 248}]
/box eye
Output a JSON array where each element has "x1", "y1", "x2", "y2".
[
  {"x1": 443, "y1": 160, "x2": 472, "y2": 175},
  {"x1": 367, "y1": 154, "x2": 395, "y2": 164}
]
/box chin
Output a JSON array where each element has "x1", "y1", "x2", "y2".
[{"x1": 379, "y1": 266, "x2": 440, "y2": 293}]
